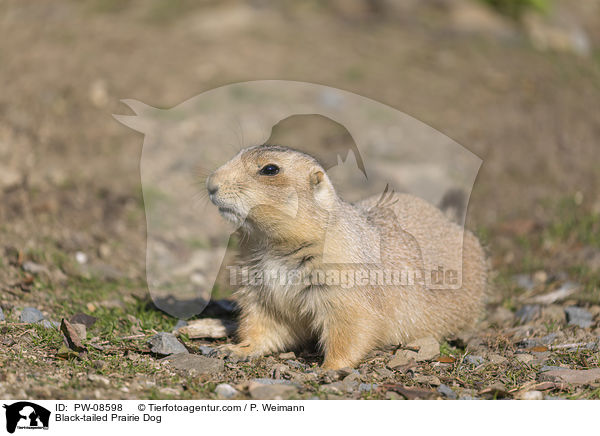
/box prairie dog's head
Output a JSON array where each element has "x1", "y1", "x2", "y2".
[{"x1": 207, "y1": 145, "x2": 338, "y2": 240}]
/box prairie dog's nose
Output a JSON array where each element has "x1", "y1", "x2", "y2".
[{"x1": 206, "y1": 176, "x2": 219, "y2": 196}]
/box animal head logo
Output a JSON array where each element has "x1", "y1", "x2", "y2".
[
  {"x1": 3, "y1": 402, "x2": 50, "y2": 434},
  {"x1": 115, "y1": 80, "x2": 481, "y2": 319}
]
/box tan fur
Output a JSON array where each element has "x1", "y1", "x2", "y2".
[{"x1": 207, "y1": 145, "x2": 487, "y2": 369}]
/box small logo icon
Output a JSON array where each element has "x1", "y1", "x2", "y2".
[{"x1": 2, "y1": 402, "x2": 50, "y2": 434}]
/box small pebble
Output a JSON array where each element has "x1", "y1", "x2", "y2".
[
  {"x1": 358, "y1": 383, "x2": 377, "y2": 393},
  {"x1": 279, "y1": 351, "x2": 296, "y2": 360},
  {"x1": 515, "y1": 305, "x2": 541, "y2": 324},
  {"x1": 464, "y1": 355, "x2": 484, "y2": 366},
  {"x1": 487, "y1": 354, "x2": 507, "y2": 364},
  {"x1": 286, "y1": 359, "x2": 308, "y2": 370},
  {"x1": 147, "y1": 332, "x2": 188, "y2": 356},
  {"x1": 540, "y1": 333, "x2": 558, "y2": 345},
  {"x1": 437, "y1": 384, "x2": 457, "y2": 399},
  {"x1": 564, "y1": 306, "x2": 593, "y2": 328},
  {"x1": 516, "y1": 354, "x2": 534, "y2": 363},
  {"x1": 0, "y1": 307, "x2": 4, "y2": 322},
  {"x1": 540, "y1": 365, "x2": 567, "y2": 372},
  {"x1": 19, "y1": 307, "x2": 44, "y2": 323},
  {"x1": 215, "y1": 383, "x2": 238, "y2": 399},
  {"x1": 21, "y1": 261, "x2": 47, "y2": 274},
  {"x1": 88, "y1": 374, "x2": 110, "y2": 386},
  {"x1": 71, "y1": 323, "x2": 87, "y2": 340},
  {"x1": 520, "y1": 390, "x2": 543, "y2": 400},
  {"x1": 38, "y1": 320, "x2": 59, "y2": 329},
  {"x1": 75, "y1": 251, "x2": 88, "y2": 264},
  {"x1": 514, "y1": 274, "x2": 534, "y2": 290},
  {"x1": 198, "y1": 345, "x2": 217, "y2": 357}
]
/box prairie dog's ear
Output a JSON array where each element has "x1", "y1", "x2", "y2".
[
  {"x1": 310, "y1": 170, "x2": 325, "y2": 187},
  {"x1": 310, "y1": 169, "x2": 335, "y2": 209}
]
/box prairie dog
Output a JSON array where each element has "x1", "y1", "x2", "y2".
[{"x1": 207, "y1": 145, "x2": 487, "y2": 369}]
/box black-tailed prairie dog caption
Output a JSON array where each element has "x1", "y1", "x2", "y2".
[{"x1": 207, "y1": 145, "x2": 487, "y2": 369}]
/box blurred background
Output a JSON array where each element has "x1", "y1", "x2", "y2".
[{"x1": 0, "y1": 0, "x2": 599, "y2": 335}]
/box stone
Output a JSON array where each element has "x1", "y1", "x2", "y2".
[
  {"x1": 413, "y1": 374, "x2": 441, "y2": 386},
  {"x1": 531, "y1": 282, "x2": 578, "y2": 304},
  {"x1": 517, "y1": 338, "x2": 538, "y2": 349},
  {"x1": 565, "y1": 306, "x2": 593, "y2": 328},
  {"x1": 487, "y1": 354, "x2": 507, "y2": 364},
  {"x1": 286, "y1": 360, "x2": 308, "y2": 370},
  {"x1": 2, "y1": 337, "x2": 16, "y2": 347},
  {"x1": 38, "y1": 320, "x2": 59, "y2": 329},
  {"x1": 148, "y1": 333, "x2": 188, "y2": 356},
  {"x1": 60, "y1": 318, "x2": 86, "y2": 352},
  {"x1": 75, "y1": 251, "x2": 88, "y2": 264},
  {"x1": 98, "y1": 243, "x2": 111, "y2": 259},
  {"x1": 198, "y1": 345, "x2": 217, "y2": 357},
  {"x1": 388, "y1": 350, "x2": 417, "y2": 368},
  {"x1": 178, "y1": 318, "x2": 237, "y2": 338},
  {"x1": 21, "y1": 261, "x2": 47, "y2": 275},
  {"x1": 164, "y1": 353, "x2": 224, "y2": 375},
  {"x1": 464, "y1": 355, "x2": 484, "y2": 366},
  {"x1": 279, "y1": 351, "x2": 296, "y2": 360},
  {"x1": 407, "y1": 336, "x2": 440, "y2": 361},
  {"x1": 516, "y1": 354, "x2": 534, "y2": 363},
  {"x1": 376, "y1": 367, "x2": 393, "y2": 378},
  {"x1": 343, "y1": 373, "x2": 361, "y2": 385},
  {"x1": 540, "y1": 365, "x2": 568, "y2": 372},
  {"x1": 437, "y1": 384, "x2": 457, "y2": 399},
  {"x1": 479, "y1": 382, "x2": 508, "y2": 398},
  {"x1": 88, "y1": 374, "x2": 110, "y2": 386},
  {"x1": 215, "y1": 383, "x2": 238, "y2": 399},
  {"x1": 249, "y1": 381, "x2": 297, "y2": 400},
  {"x1": 540, "y1": 333, "x2": 558, "y2": 345},
  {"x1": 320, "y1": 382, "x2": 350, "y2": 394},
  {"x1": 515, "y1": 305, "x2": 541, "y2": 324},
  {"x1": 385, "y1": 391, "x2": 404, "y2": 400},
  {"x1": 518, "y1": 390, "x2": 544, "y2": 400},
  {"x1": 358, "y1": 383, "x2": 377, "y2": 393},
  {"x1": 19, "y1": 307, "x2": 44, "y2": 323},
  {"x1": 251, "y1": 378, "x2": 297, "y2": 386},
  {"x1": 70, "y1": 313, "x2": 97, "y2": 328},
  {"x1": 337, "y1": 367, "x2": 359, "y2": 377},
  {"x1": 514, "y1": 274, "x2": 534, "y2": 290},
  {"x1": 541, "y1": 305, "x2": 566, "y2": 324},
  {"x1": 71, "y1": 323, "x2": 87, "y2": 341},
  {"x1": 158, "y1": 387, "x2": 180, "y2": 396},
  {"x1": 0, "y1": 307, "x2": 4, "y2": 322},
  {"x1": 539, "y1": 368, "x2": 600, "y2": 385}
]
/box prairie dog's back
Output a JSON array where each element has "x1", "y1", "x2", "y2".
[{"x1": 356, "y1": 191, "x2": 487, "y2": 340}]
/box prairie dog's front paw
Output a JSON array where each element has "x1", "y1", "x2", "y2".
[{"x1": 218, "y1": 341, "x2": 262, "y2": 358}]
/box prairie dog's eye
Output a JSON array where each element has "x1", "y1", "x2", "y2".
[{"x1": 259, "y1": 164, "x2": 280, "y2": 176}]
